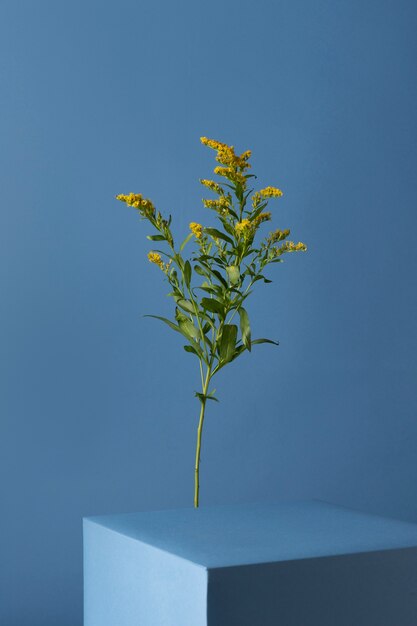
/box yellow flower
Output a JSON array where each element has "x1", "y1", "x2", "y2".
[
  {"x1": 200, "y1": 137, "x2": 229, "y2": 151},
  {"x1": 268, "y1": 228, "x2": 290, "y2": 243},
  {"x1": 295, "y1": 241, "x2": 307, "y2": 251},
  {"x1": 240, "y1": 150, "x2": 251, "y2": 162},
  {"x1": 260, "y1": 186, "x2": 283, "y2": 198},
  {"x1": 216, "y1": 146, "x2": 251, "y2": 170},
  {"x1": 277, "y1": 240, "x2": 307, "y2": 253},
  {"x1": 189, "y1": 222, "x2": 203, "y2": 238},
  {"x1": 200, "y1": 179, "x2": 223, "y2": 194},
  {"x1": 214, "y1": 166, "x2": 233, "y2": 178},
  {"x1": 214, "y1": 166, "x2": 246, "y2": 185},
  {"x1": 201, "y1": 137, "x2": 251, "y2": 171},
  {"x1": 235, "y1": 219, "x2": 252, "y2": 235},
  {"x1": 202, "y1": 196, "x2": 229, "y2": 215},
  {"x1": 254, "y1": 212, "x2": 272, "y2": 226},
  {"x1": 147, "y1": 251, "x2": 165, "y2": 269},
  {"x1": 116, "y1": 193, "x2": 155, "y2": 215},
  {"x1": 252, "y1": 192, "x2": 262, "y2": 208}
]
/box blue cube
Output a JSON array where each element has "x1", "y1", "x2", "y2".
[{"x1": 83, "y1": 500, "x2": 417, "y2": 625}]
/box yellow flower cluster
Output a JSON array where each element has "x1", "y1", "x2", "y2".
[
  {"x1": 200, "y1": 179, "x2": 223, "y2": 194},
  {"x1": 200, "y1": 137, "x2": 227, "y2": 151},
  {"x1": 253, "y1": 212, "x2": 272, "y2": 225},
  {"x1": 260, "y1": 186, "x2": 283, "y2": 198},
  {"x1": 235, "y1": 219, "x2": 252, "y2": 235},
  {"x1": 203, "y1": 196, "x2": 229, "y2": 214},
  {"x1": 189, "y1": 222, "x2": 203, "y2": 238},
  {"x1": 213, "y1": 166, "x2": 246, "y2": 185},
  {"x1": 200, "y1": 137, "x2": 251, "y2": 172},
  {"x1": 116, "y1": 193, "x2": 155, "y2": 213},
  {"x1": 235, "y1": 213, "x2": 272, "y2": 237},
  {"x1": 148, "y1": 251, "x2": 165, "y2": 269},
  {"x1": 252, "y1": 192, "x2": 262, "y2": 208},
  {"x1": 292, "y1": 241, "x2": 307, "y2": 251},
  {"x1": 268, "y1": 228, "x2": 290, "y2": 243},
  {"x1": 216, "y1": 146, "x2": 251, "y2": 170},
  {"x1": 277, "y1": 241, "x2": 307, "y2": 253},
  {"x1": 240, "y1": 150, "x2": 251, "y2": 162}
]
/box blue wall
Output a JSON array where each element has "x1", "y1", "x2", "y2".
[{"x1": 1, "y1": 0, "x2": 416, "y2": 624}]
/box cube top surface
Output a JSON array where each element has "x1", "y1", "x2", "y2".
[{"x1": 84, "y1": 499, "x2": 417, "y2": 569}]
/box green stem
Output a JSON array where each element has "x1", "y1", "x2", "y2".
[{"x1": 194, "y1": 365, "x2": 212, "y2": 508}]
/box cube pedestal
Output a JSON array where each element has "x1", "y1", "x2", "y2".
[{"x1": 83, "y1": 500, "x2": 417, "y2": 625}]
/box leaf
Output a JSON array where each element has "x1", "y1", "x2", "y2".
[
  {"x1": 180, "y1": 232, "x2": 193, "y2": 251},
  {"x1": 184, "y1": 260, "x2": 192, "y2": 288},
  {"x1": 144, "y1": 315, "x2": 181, "y2": 334},
  {"x1": 212, "y1": 344, "x2": 246, "y2": 376},
  {"x1": 238, "y1": 307, "x2": 251, "y2": 351},
  {"x1": 195, "y1": 391, "x2": 219, "y2": 403},
  {"x1": 197, "y1": 285, "x2": 218, "y2": 295},
  {"x1": 179, "y1": 318, "x2": 200, "y2": 340},
  {"x1": 204, "y1": 228, "x2": 234, "y2": 245},
  {"x1": 252, "y1": 338, "x2": 279, "y2": 346},
  {"x1": 219, "y1": 324, "x2": 238, "y2": 363},
  {"x1": 176, "y1": 298, "x2": 195, "y2": 314},
  {"x1": 251, "y1": 203, "x2": 269, "y2": 220},
  {"x1": 201, "y1": 297, "x2": 225, "y2": 316},
  {"x1": 226, "y1": 265, "x2": 240, "y2": 285},
  {"x1": 194, "y1": 264, "x2": 206, "y2": 276},
  {"x1": 146, "y1": 234, "x2": 166, "y2": 241},
  {"x1": 184, "y1": 345, "x2": 199, "y2": 356},
  {"x1": 211, "y1": 269, "x2": 228, "y2": 288},
  {"x1": 243, "y1": 188, "x2": 254, "y2": 201},
  {"x1": 146, "y1": 316, "x2": 207, "y2": 362}
]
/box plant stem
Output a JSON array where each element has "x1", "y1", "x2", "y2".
[{"x1": 194, "y1": 365, "x2": 211, "y2": 508}]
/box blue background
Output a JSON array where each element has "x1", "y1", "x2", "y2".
[{"x1": 1, "y1": 0, "x2": 416, "y2": 624}]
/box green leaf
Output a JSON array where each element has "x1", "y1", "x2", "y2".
[
  {"x1": 176, "y1": 298, "x2": 195, "y2": 314},
  {"x1": 146, "y1": 234, "x2": 166, "y2": 241},
  {"x1": 219, "y1": 324, "x2": 238, "y2": 363},
  {"x1": 204, "y1": 228, "x2": 234, "y2": 245},
  {"x1": 252, "y1": 338, "x2": 279, "y2": 346},
  {"x1": 211, "y1": 269, "x2": 228, "y2": 288},
  {"x1": 251, "y1": 203, "x2": 269, "y2": 220},
  {"x1": 238, "y1": 307, "x2": 251, "y2": 351},
  {"x1": 144, "y1": 315, "x2": 181, "y2": 334},
  {"x1": 184, "y1": 260, "x2": 192, "y2": 288},
  {"x1": 201, "y1": 297, "x2": 225, "y2": 316},
  {"x1": 197, "y1": 285, "x2": 218, "y2": 295},
  {"x1": 188, "y1": 341, "x2": 207, "y2": 362},
  {"x1": 146, "y1": 316, "x2": 207, "y2": 362},
  {"x1": 194, "y1": 264, "x2": 206, "y2": 276},
  {"x1": 226, "y1": 265, "x2": 240, "y2": 285},
  {"x1": 180, "y1": 232, "x2": 193, "y2": 251},
  {"x1": 212, "y1": 344, "x2": 246, "y2": 376},
  {"x1": 207, "y1": 390, "x2": 219, "y2": 402},
  {"x1": 195, "y1": 391, "x2": 219, "y2": 403},
  {"x1": 179, "y1": 318, "x2": 200, "y2": 340},
  {"x1": 184, "y1": 345, "x2": 199, "y2": 356}
]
